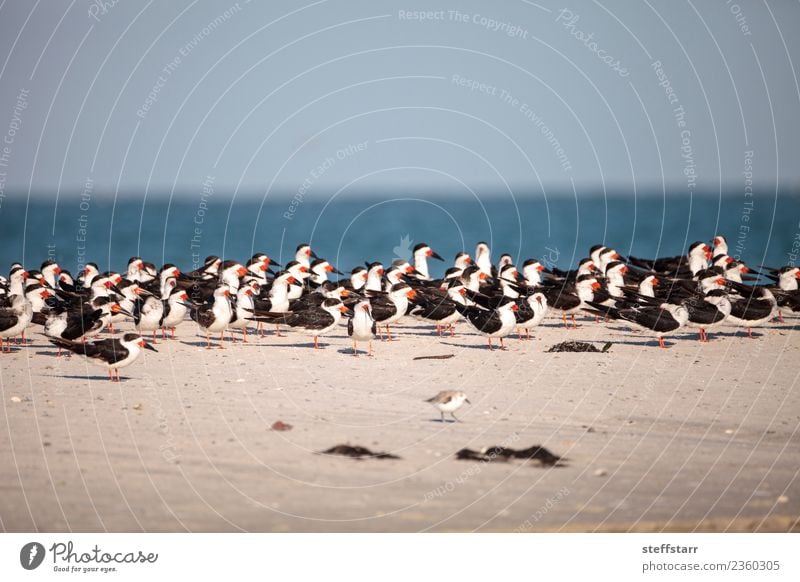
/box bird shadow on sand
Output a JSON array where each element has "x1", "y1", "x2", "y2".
[
  {"x1": 40, "y1": 373, "x2": 128, "y2": 382},
  {"x1": 429, "y1": 418, "x2": 459, "y2": 423},
  {"x1": 35, "y1": 350, "x2": 70, "y2": 357},
  {"x1": 336, "y1": 348, "x2": 373, "y2": 357}
]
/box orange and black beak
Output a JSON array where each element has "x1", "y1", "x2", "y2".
[
  {"x1": 139, "y1": 340, "x2": 158, "y2": 352},
  {"x1": 427, "y1": 249, "x2": 444, "y2": 261}
]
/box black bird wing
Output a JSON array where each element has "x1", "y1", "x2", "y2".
[
  {"x1": 0, "y1": 312, "x2": 20, "y2": 331},
  {"x1": 410, "y1": 298, "x2": 458, "y2": 319},
  {"x1": 464, "y1": 289, "x2": 506, "y2": 310},
  {"x1": 285, "y1": 308, "x2": 335, "y2": 330},
  {"x1": 540, "y1": 286, "x2": 581, "y2": 311},
  {"x1": 619, "y1": 306, "x2": 681, "y2": 333},
  {"x1": 453, "y1": 303, "x2": 500, "y2": 332},
  {"x1": 683, "y1": 298, "x2": 726, "y2": 325},
  {"x1": 729, "y1": 297, "x2": 773, "y2": 320},
  {"x1": 49, "y1": 337, "x2": 131, "y2": 364},
  {"x1": 62, "y1": 308, "x2": 104, "y2": 340},
  {"x1": 369, "y1": 296, "x2": 397, "y2": 322}
]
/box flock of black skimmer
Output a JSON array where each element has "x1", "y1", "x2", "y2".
[{"x1": 1, "y1": 235, "x2": 798, "y2": 381}]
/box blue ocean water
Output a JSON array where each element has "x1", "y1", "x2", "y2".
[{"x1": 0, "y1": 191, "x2": 798, "y2": 277}]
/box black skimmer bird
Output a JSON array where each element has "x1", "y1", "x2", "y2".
[
  {"x1": 586, "y1": 300, "x2": 689, "y2": 348},
  {"x1": 348, "y1": 299, "x2": 376, "y2": 356},
  {"x1": 408, "y1": 282, "x2": 466, "y2": 336},
  {"x1": 368, "y1": 282, "x2": 416, "y2": 340},
  {"x1": 498, "y1": 253, "x2": 514, "y2": 270},
  {"x1": 0, "y1": 295, "x2": 33, "y2": 352},
  {"x1": 125, "y1": 256, "x2": 145, "y2": 282},
  {"x1": 549, "y1": 257, "x2": 597, "y2": 283},
  {"x1": 712, "y1": 235, "x2": 729, "y2": 257},
  {"x1": 596, "y1": 247, "x2": 623, "y2": 273},
  {"x1": 294, "y1": 243, "x2": 317, "y2": 269},
  {"x1": 475, "y1": 241, "x2": 493, "y2": 276},
  {"x1": 7, "y1": 265, "x2": 28, "y2": 296},
  {"x1": 160, "y1": 287, "x2": 189, "y2": 339},
  {"x1": 683, "y1": 289, "x2": 732, "y2": 342},
  {"x1": 412, "y1": 243, "x2": 444, "y2": 281},
  {"x1": 453, "y1": 296, "x2": 518, "y2": 350},
  {"x1": 514, "y1": 291, "x2": 548, "y2": 340},
  {"x1": 340, "y1": 266, "x2": 368, "y2": 294},
  {"x1": 364, "y1": 262, "x2": 385, "y2": 293},
  {"x1": 133, "y1": 292, "x2": 165, "y2": 341},
  {"x1": 724, "y1": 282, "x2": 777, "y2": 338},
  {"x1": 540, "y1": 275, "x2": 601, "y2": 328},
  {"x1": 49, "y1": 332, "x2": 156, "y2": 382},
  {"x1": 425, "y1": 390, "x2": 470, "y2": 422},
  {"x1": 227, "y1": 282, "x2": 259, "y2": 342},
  {"x1": 453, "y1": 252, "x2": 473, "y2": 272},
  {"x1": 77, "y1": 263, "x2": 101, "y2": 288},
  {"x1": 251, "y1": 298, "x2": 348, "y2": 349},
  {"x1": 521, "y1": 259, "x2": 547, "y2": 287},
  {"x1": 40, "y1": 260, "x2": 62, "y2": 289},
  {"x1": 628, "y1": 241, "x2": 711, "y2": 277},
  {"x1": 308, "y1": 258, "x2": 343, "y2": 288},
  {"x1": 251, "y1": 271, "x2": 297, "y2": 335},
  {"x1": 285, "y1": 260, "x2": 311, "y2": 300},
  {"x1": 190, "y1": 285, "x2": 233, "y2": 348}
]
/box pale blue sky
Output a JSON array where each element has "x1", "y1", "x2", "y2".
[{"x1": 0, "y1": 0, "x2": 798, "y2": 197}]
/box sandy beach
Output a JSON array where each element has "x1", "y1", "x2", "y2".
[{"x1": 1, "y1": 315, "x2": 799, "y2": 533}]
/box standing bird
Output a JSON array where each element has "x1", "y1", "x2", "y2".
[
  {"x1": 250, "y1": 298, "x2": 349, "y2": 349},
  {"x1": 475, "y1": 241, "x2": 493, "y2": 276},
  {"x1": 190, "y1": 286, "x2": 233, "y2": 349},
  {"x1": 48, "y1": 332, "x2": 156, "y2": 382},
  {"x1": 453, "y1": 296, "x2": 519, "y2": 351},
  {"x1": 412, "y1": 243, "x2": 444, "y2": 281},
  {"x1": 369, "y1": 283, "x2": 416, "y2": 341},
  {"x1": 425, "y1": 390, "x2": 470, "y2": 422},
  {"x1": 0, "y1": 295, "x2": 33, "y2": 352},
  {"x1": 348, "y1": 300, "x2": 376, "y2": 356},
  {"x1": 586, "y1": 301, "x2": 689, "y2": 348}
]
